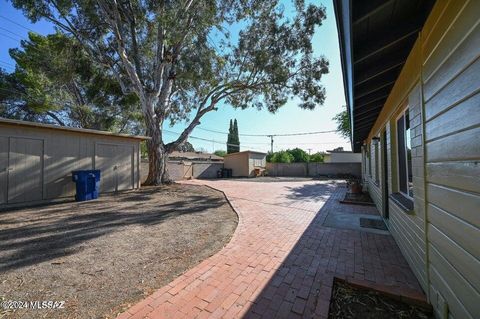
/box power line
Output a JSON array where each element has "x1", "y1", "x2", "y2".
[
  {"x1": 0, "y1": 15, "x2": 37, "y2": 33},
  {"x1": 270, "y1": 130, "x2": 338, "y2": 137},
  {"x1": 196, "y1": 126, "x2": 338, "y2": 137},
  {"x1": 0, "y1": 32, "x2": 20, "y2": 42},
  {"x1": 163, "y1": 129, "x2": 266, "y2": 152},
  {"x1": 0, "y1": 26, "x2": 25, "y2": 39},
  {"x1": 0, "y1": 60, "x2": 15, "y2": 67}
]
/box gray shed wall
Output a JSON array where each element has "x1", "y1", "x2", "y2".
[{"x1": 0, "y1": 123, "x2": 141, "y2": 208}]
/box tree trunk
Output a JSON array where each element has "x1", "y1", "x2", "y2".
[
  {"x1": 144, "y1": 137, "x2": 170, "y2": 185},
  {"x1": 142, "y1": 100, "x2": 171, "y2": 186}
]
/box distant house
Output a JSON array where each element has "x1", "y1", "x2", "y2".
[
  {"x1": 168, "y1": 151, "x2": 224, "y2": 162},
  {"x1": 223, "y1": 151, "x2": 267, "y2": 177},
  {"x1": 335, "y1": 0, "x2": 479, "y2": 318},
  {"x1": 323, "y1": 147, "x2": 361, "y2": 163}
]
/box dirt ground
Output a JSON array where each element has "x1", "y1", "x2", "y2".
[
  {"x1": 328, "y1": 280, "x2": 433, "y2": 319},
  {"x1": 0, "y1": 184, "x2": 238, "y2": 319}
]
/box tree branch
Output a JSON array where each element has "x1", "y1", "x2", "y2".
[
  {"x1": 46, "y1": 111, "x2": 66, "y2": 126},
  {"x1": 125, "y1": 0, "x2": 144, "y2": 84},
  {"x1": 165, "y1": 98, "x2": 217, "y2": 153},
  {"x1": 97, "y1": 0, "x2": 145, "y2": 100}
]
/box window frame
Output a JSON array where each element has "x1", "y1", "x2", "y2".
[
  {"x1": 374, "y1": 138, "x2": 380, "y2": 185},
  {"x1": 395, "y1": 108, "x2": 413, "y2": 200},
  {"x1": 363, "y1": 146, "x2": 368, "y2": 176},
  {"x1": 367, "y1": 143, "x2": 372, "y2": 177}
]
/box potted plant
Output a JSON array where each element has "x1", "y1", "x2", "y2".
[{"x1": 348, "y1": 178, "x2": 363, "y2": 194}]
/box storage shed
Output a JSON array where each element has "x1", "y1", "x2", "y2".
[
  {"x1": 223, "y1": 151, "x2": 267, "y2": 177},
  {"x1": 0, "y1": 118, "x2": 147, "y2": 208}
]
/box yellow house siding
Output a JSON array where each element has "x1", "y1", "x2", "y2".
[
  {"x1": 364, "y1": 78, "x2": 429, "y2": 293},
  {"x1": 367, "y1": 35, "x2": 422, "y2": 142},
  {"x1": 385, "y1": 121, "x2": 397, "y2": 197},
  {"x1": 366, "y1": 140, "x2": 383, "y2": 214},
  {"x1": 391, "y1": 82, "x2": 429, "y2": 293},
  {"x1": 367, "y1": 181, "x2": 382, "y2": 214},
  {"x1": 388, "y1": 203, "x2": 427, "y2": 287},
  {"x1": 422, "y1": 0, "x2": 480, "y2": 318},
  {"x1": 360, "y1": 1, "x2": 480, "y2": 317}
]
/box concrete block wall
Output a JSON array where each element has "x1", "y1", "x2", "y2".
[
  {"x1": 141, "y1": 160, "x2": 224, "y2": 183},
  {"x1": 266, "y1": 162, "x2": 361, "y2": 178},
  {"x1": 193, "y1": 163, "x2": 224, "y2": 179}
]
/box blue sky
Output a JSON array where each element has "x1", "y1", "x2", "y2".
[{"x1": 0, "y1": 0, "x2": 349, "y2": 153}]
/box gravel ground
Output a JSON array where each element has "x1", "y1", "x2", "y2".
[{"x1": 0, "y1": 184, "x2": 238, "y2": 319}]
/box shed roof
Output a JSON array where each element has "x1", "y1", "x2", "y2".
[
  {"x1": 0, "y1": 118, "x2": 149, "y2": 140},
  {"x1": 334, "y1": 0, "x2": 434, "y2": 151}
]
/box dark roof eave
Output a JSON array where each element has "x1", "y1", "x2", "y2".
[{"x1": 333, "y1": 0, "x2": 356, "y2": 151}]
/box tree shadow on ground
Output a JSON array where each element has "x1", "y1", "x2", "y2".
[
  {"x1": 242, "y1": 185, "x2": 420, "y2": 319},
  {"x1": 0, "y1": 187, "x2": 226, "y2": 272},
  {"x1": 284, "y1": 181, "x2": 342, "y2": 202}
]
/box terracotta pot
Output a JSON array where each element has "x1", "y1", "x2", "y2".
[{"x1": 350, "y1": 182, "x2": 362, "y2": 194}]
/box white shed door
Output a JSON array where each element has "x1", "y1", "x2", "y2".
[
  {"x1": 96, "y1": 144, "x2": 134, "y2": 192},
  {"x1": 0, "y1": 137, "x2": 8, "y2": 204},
  {"x1": 96, "y1": 144, "x2": 117, "y2": 192},
  {"x1": 8, "y1": 137, "x2": 43, "y2": 204},
  {"x1": 116, "y1": 145, "x2": 134, "y2": 191}
]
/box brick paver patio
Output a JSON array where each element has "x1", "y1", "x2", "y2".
[{"x1": 118, "y1": 179, "x2": 424, "y2": 319}]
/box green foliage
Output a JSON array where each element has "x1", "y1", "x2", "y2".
[
  {"x1": 214, "y1": 150, "x2": 227, "y2": 157},
  {"x1": 140, "y1": 141, "x2": 148, "y2": 159},
  {"x1": 1, "y1": 32, "x2": 141, "y2": 131},
  {"x1": 333, "y1": 106, "x2": 351, "y2": 140},
  {"x1": 287, "y1": 148, "x2": 310, "y2": 163},
  {"x1": 266, "y1": 148, "x2": 324, "y2": 163},
  {"x1": 227, "y1": 118, "x2": 240, "y2": 153},
  {"x1": 176, "y1": 141, "x2": 195, "y2": 152},
  {"x1": 11, "y1": 0, "x2": 330, "y2": 135},
  {"x1": 266, "y1": 152, "x2": 275, "y2": 162},
  {"x1": 0, "y1": 68, "x2": 40, "y2": 121},
  {"x1": 309, "y1": 152, "x2": 325, "y2": 162},
  {"x1": 270, "y1": 150, "x2": 294, "y2": 163},
  {"x1": 12, "y1": 0, "x2": 330, "y2": 183}
]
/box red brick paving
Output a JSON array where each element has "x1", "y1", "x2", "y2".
[{"x1": 117, "y1": 180, "x2": 424, "y2": 319}]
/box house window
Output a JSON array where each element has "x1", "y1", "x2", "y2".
[
  {"x1": 374, "y1": 139, "x2": 379, "y2": 184},
  {"x1": 363, "y1": 146, "x2": 368, "y2": 176},
  {"x1": 397, "y1": 109, "x2": 413, "y2": 197},
  {"x1": 367, "y1": 144, "x2": 372, "y2": 177},
  {"x1": 253, "y1": 158, "x2": 264, "y2": 167}
]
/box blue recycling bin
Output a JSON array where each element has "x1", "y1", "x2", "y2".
[{"x1": 72, "y1": 170, "x2": 101, "y2": 201}]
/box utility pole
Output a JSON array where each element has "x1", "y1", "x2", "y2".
[
  {"x1": 307, "y1": 148, "x2": 312, "y2": 155},
  {"x1": 268, "y1": 135, "x2": 274, "y2": 153}
]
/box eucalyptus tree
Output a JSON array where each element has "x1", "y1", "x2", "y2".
[
  {"x1": 6, "y1": 32, "x2": 141, "y2": 131},
  {"x1": 12, "y1": 0, "x2": 329, "y2": 184}
]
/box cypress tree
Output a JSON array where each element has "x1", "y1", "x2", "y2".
[
  {"x1": 227, "y1": 119, "x2": 234, "y2": 153},
  {"x1": 233, "y1": 119, "x2": 240, "y2": 152}
]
